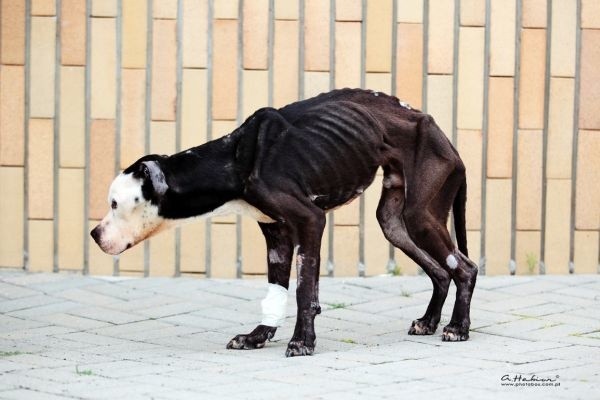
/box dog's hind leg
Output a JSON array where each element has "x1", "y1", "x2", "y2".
[
  {"x1": 227, "y1": 222, "x2": 293, "y2": 350},
  {"x1": 407, "y1": 166, "x2": 478, "y2": 341},
  {"x1": 400, "y1": 117, "x2": 478, "y2": 341},
  {"x1": 438, "y1": 174, "x2": 478, "y2": 341},
  {"x1": 376, "y1": 171, "x2": 451, "y2": 335}
]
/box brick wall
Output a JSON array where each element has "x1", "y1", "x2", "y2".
[{"x1": 0, "y1": 0, "x2": 598, "y2": 277}]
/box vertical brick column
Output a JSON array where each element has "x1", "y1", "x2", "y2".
[
  {"x1": 575, "y1": 24, "x2": 600, "y2": 273},
  {"x1": 0, "y1": 0, "x2": 25, "y2": 269}
]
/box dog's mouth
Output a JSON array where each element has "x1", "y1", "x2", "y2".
[
  {"x1": 90, "y1": 227, "x2": 135, "y2": 256},
  {"x1": 99, "y1": 242, "x2": 133, "y2": 256}
]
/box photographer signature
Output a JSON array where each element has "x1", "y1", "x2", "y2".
[{"x1": 501, "y1": 374, "x2": 560, "y2": 383}]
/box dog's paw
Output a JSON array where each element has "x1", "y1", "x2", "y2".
[
  {"x1": 441, "y1": 323, "x2": 469, "y2": 342},
  {"x1": 408, "y1": 318, "x2": 438, "y2": 335},
  {"x1": 226, "y1": 334, "x2": 266, "y2": 350},
  {"x1": 226, "y1": 325, "x2": 277, "y2": 350},
  {"x1": 285, "y1": 340, "x2": 314, "y2": 357}
]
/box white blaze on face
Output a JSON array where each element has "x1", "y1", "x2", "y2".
[{"x1": 94, "y1": 173, "x2": 165, "y2": 255}]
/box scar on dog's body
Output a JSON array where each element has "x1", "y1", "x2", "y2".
[{"x1": 91, "y1": 88, "x2": 478, "y2": 357}]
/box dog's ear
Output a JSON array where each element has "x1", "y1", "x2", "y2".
[{"x1": 140, "y1": 160, "x2": 168, "y2": 196}]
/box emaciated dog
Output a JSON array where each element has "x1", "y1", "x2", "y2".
[{"x1": 91, "y1": 89, "x2": 478, "y2": 357}]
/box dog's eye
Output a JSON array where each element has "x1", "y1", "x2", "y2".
[{"x1": 111, "y1": 200, "x2": 118, "y2": 210}]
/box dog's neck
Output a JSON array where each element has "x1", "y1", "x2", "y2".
[{"x1": 158, "y1": 133, "x2": 247, "y2": 219}]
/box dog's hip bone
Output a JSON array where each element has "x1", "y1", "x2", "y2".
[{"x1": 261, "y1": 283, "x2": 288, "y2": 327}]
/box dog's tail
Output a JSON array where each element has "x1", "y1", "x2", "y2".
[{"x1": 453, "y1": 177, "x2": 468, "y2": 257}]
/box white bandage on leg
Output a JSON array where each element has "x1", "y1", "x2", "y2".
[{"x1": 260, "y1": 283, "x2": 288, "y2": 327}]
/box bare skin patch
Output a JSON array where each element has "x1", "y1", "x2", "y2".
[{"x1": 446, "y1": 254, "x2": 458, "y2": 269}]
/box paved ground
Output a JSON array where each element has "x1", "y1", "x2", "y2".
[{"x1": 0, "y1": 269, "x2": 599, "y2": 399}]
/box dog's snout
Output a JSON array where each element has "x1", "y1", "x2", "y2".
[{"x1": 90, "y1": 226, "x2": 101, "y2": 244}]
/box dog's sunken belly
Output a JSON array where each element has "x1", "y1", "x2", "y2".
[{"x1": 91, "y1": 88, "x2": 479, "y2": 357}]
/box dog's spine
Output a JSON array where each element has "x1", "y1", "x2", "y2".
[{"x1": 453, "y1": 178, "x2": 468, "y2": 257}]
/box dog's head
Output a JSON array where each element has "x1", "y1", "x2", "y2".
[{"x1": 90, "y1": 155, "x2": 170, "y2": 255}]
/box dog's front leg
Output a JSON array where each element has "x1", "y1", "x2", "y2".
[
  {"x1": 286, "y1": 217, "x2": 325, "y2": 357},
  {"x1": 227, "y1": 223, "x2": 293, "y2": 350}
]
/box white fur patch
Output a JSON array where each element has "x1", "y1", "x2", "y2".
[
  {"x1": 446, "y1": 254, "x2": 458, "y2": 269},
  {"x1": 260, "y1": 284, "x2": 288, "y2": 327},
  {"x1": 96, "y1": 173, "x2": 165, "y2": 255},
  {"x1": 109, "y1": 173, "x2": 143, "y2": 203},
  {"x1": 200, "y1": 199, "x2": 275, "y2": 223},
  {"x1": 296, "y1": 254, "x2": 304, "y2": 286},
  {"x1": 268, "y1": 249, "x2": 284, "y2": 264}
]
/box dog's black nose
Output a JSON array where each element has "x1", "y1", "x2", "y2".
[{"x1": 90, "y1": 226, "x2": 101, "y2": 244}]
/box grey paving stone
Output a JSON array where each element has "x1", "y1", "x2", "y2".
[
  {"x1": 86, "y1": 319, "x2": 173, "y2": 338},
  {"x1": 173, "y1": 291, "x2": 248, "y2": 309},
  {"x1": 191, "y1": 306, "x2": 264, "y2": 325},
  {"x1": 68, "y1": 383, "x2": 167, "y2": 400},
  {"x1": 0, "y1": 389, "x2": 74, "y2": 400},
  {"x1": 35, "y1": 313, "x2": 112, "y2": 330},
  {"x1": 0, "y1": 282, "x2": 40, "y2": 299},
  {"x1": 525, "y1": 344, "x2": 600, "y2": 362},
  {"x1": 474, "y1": 276, "x2": 535, "y2": 290},
  {"x1": 72, "y1": 282, "x2": 149, "y2": 301},
  {"x1": 519, "y1": 324, "x2": 590, "y2": 341},
  {"x1": 2, "y1": 272, "x2": 69, "y2": 287},
  {"x1": 79, "y1": 341, "x2": 162, "y2": 356},
  {"x1": 158, "y1": 313, "x2": 240, "y2": 330},
  {"x1": 512, "y1": 358, "x2": 590, "y2": 374},
  {"x1": 54, "y1": 288, "x2": 129, "y2": 307},
  {"x1": 554, "y1": 332, "x2": 600, "y2": 347},
  {"x1": 1, "y1": 270, "x2": 599, "y2": 399},
  {"x1": 0, "y1": 295, "x2": 63, "y2": 314},
  {"x1": 6, "y1": 301, "x2": 82, "y2": 319},
  {"x1": 496, "y1": 279, "x2": 569, "y2": 295},
  {"x1": 0, "y1": 371, "x2": 81, "y2": 396},
  {"x1": 107, "y1": 325, "x2": 203, "y2": 342},
  {"x1": 2, "y1": 354, "x2": 73, "y2": 368},
  {"x1": 552, "y1": 285, "x2": 600, "y2": 300},
  {"x1": 0, "y1": 360, "x2": 35, "y2": 373},
  {"x1": 543, "y1": 312, "x2": 600, "y2": 328},
  {"x1": 33, "y1": 350, "x2": 115, "y2": 366},
  {"x1": 202, "y1": 282, "x2": 268, "y2": 300},
  {"x1": 477, "y1": 295, "x2": 550, "y2": 313},
  {"x1": 136, "y1": 301, "x2": 207, "y2": 319},
  {"x1": 510, "y1": 302, "x2": 577, "y2": 318},
  {"x1": 534, "y1": 292, "x2": 596, "y2": 307},
  {"x1": 0, "y1": 315, "x2": 48, "y2": 333},
  {"x1": 65, "y1": 306, "x2": 147, "y2": 324},
  {"x1": 322, "y1": 308, "x2": 398, "y2": 325},
  {"x1": 473, "y1": 317, "x2": 553, "y2": 336},
  {"x1": 362, "y1": 381, "x2": 451, "y2": 399},
  {"x1": 27, "y1": 276, "x2": 104, "y2": 294},
  {"x1": 105, "y1": 293, "x2": 183, "y2": 312},
  {"x1": 346, "y1": 294, "x2": 423, "y2": 313},
  {"x1": 0, "y1": 326, "x2": 76, "y2": 341}
]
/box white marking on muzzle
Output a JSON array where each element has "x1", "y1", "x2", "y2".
[
  {"x1": 446, "y1": 254, "x2": 458, "y2": 270},
  {"x1": 260, "y1": 283, "x2": 288, "y2": 327}
]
